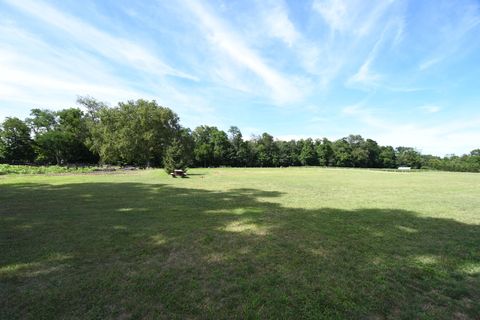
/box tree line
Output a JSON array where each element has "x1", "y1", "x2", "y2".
[{"x1": 1, "y1": 97, "x2": 479, "y2": 173}]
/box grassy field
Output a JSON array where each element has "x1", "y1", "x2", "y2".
[{"x1": 1, "y1": 168, "x2": 479, "y2": 319}]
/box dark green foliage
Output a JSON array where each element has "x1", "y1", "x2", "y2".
[
  {"x1": 163, "y1": 129, "x2": 194, "y2": 173},
  {"x1": 332, "y1": 138, "x2": 353, "y2": 167},
  {"x1": 396, "y1": 147, "x2": 422, "y2": 169},
  {"x1": 88, "y1": 99, "x2": 180, "y2": 167},
  {"x1": 26, "y1": 109, "x2": 56, "y2": 134},
  {"x1": 364, "y1": 139, "x2": 381, "y2": 168},
  {"x1": 316, "y1": 138, "x2": 334, "y2": 166},
  {"x1": 76, "y1": 96, "x2": 108, "y2": 122},
  {"x1": 0, "y1": 117, "x2": 35, "y2": 164},
  {"x1": 299, "y1": 138, "x2": 317, "y2": 166},
  {"x1": 34, "y1": 130, "x2": 73, "y2": 164},
  {"x1": 347, "y1": 135, "x2": 366, "y2": 167},
  {"x1": 163, "y1": 139, "x2": 188, "y2": 173},
  {"x1": 0, "y1": 164, "x2": 97, "y2": 175},
  {"x1": 1, "y1": 97, "x2": 479, "y2": 172},
  {"x1": 30, "y1": 108, "x2": 96, "y2": 164},
  {"x1": 422, "y1": 152, "x2": 480, "y2": 172},
  {"x1": 228, "y1": 126, "x2": 243, "y2": 166},
  {"x1": 192, "y1": 126, "x2": 231, "y2": 167},
  {"x1": 0, "y1": 130, "x2": 5, "y2": 163},
  {"x1": 254, "y1": 133, "x2": 279, "y2": 167},
  {"x1": 379, "y1": 146, "x2": 397, "y2": 168},
  {"x1": 277, "y1": 140, "x2": 299, "y2": 166}
]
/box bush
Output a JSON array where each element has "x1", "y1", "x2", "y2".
[
  {"x1": 163, "y1": 139, "x2": 190, "y2": 174},
  {"x1": 0, "y1": 164, "x2": 97, "y2": 175}
]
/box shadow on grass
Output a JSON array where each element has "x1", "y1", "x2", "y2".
[{"x1": 1, "y1": 182, "x2": 479, "y2": 319}]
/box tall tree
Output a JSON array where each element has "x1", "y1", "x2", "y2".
[
  {"x1": 0, "y1": 127, "x2": 5, "y2": 163},
  {"x1": 89, "y1": 100, "x2": 180, "y2": 166},
  {"x1": 76, "y1": 96, "x2": 108, "y2": 123},
  {"x1": 299, "y1": 138, "x2": 317, "y2": 166},
  {"x1": 192, "y1": 126, "x2": 231, "y2": 167},
  {"x1": 254, "y1": 133, "x2": 279, "y2": 167},
  {"x1": 470, "y1": 149, "x2": 480, "y2": 157},
  {"x1": 58, "y1": 108, "x2": 96, "y2": 163},
  {"x1": 192, "y1": 126, "x2": 213, "y2": 167},
  {"x1": 316, "y1": 138, "x2": 334, "y2": 166},
  {"x1": 379, "y1": 146, "x2": 396, "y2": 168},
  {"x1": 212, "y1": 129, "x2": 231, "y2": 166},
  {"x1": 364, "y1": 139, "x2": 381, "y2": 168},
  {"x1": 347, "y1": 135, "x2": 368, "y2": 167},
  {"x1": 26, "y1": 109, "x2": 56, "y2": 135},
  {"x1": 396, "y1": 147, "x2": 422, "y2": 168},
  {"x1": 163, "y1": 129, "x2": 194, "y2": 173},
  {"x1": 29, "y1": 108, "x2": 97, "y2": 164},
  {"x1": 332, "y1": 138, "x2": 353, "y2": 167},
  {"x1": 228, "y1": 126, "x2": 243, "y2": 166},
  {"x1": 0, "y1": 117, "x2": 35, "y2": 164},
  {"x1": 277, "y1": 140, "x2": 294, "y2": 166}
]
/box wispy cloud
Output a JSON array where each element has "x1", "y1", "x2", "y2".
[
  {"x1": 419, "y1": 57, "x2": 443, "y2": 71},
  {"x1": 0, "y1": 25, "x2": 143, "y2": 106},
  {"x1": 341, "y1": 103, "x2": 389, "y2": 130},
  {"x1": 420, "y1": 105, "x2": 441, "y2": 114},
  {"x1": 260, "y1": 0, "x2": 299, "y2": 47},
  {"x1": 346, "y1": 56, "x2": 382, "y2": 89},
  {"x1": 0, "y1": 0, "x2": 479, "y2": 155},
  {"x1": 418, "y1": 1, "x2": 480, "y2": 70},
  {"x1": 312, "y1": 0, "x2": 396, "y2": 36},
  {"x1": 312, "y1": 0, "x2": 349, "y2": 33},
  {"x1": 342, "y1": 102, "x2": 480, "y2": 155},
  {"x1": 0, "y1": 18, "x2": 215, "y2": 127},
  {"x1": 4, "y1": 0, "x2": 196, "y2": 81},
  {"x1": 309, "y1": 0, "x2": 407, "y2": 91},
  {"x1": 346, "y1": 17, "x2": 405, "y2": 89},
  {"x1": 181, "y1": 0, "x2": 304, "y2": 104}
]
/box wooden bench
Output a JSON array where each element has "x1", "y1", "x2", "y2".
[{"x1": 170, "y1": 169, "x2": 187, "y2": 178}]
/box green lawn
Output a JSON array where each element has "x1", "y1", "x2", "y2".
[{"x1": 1, "y1": 168, "x2": 479, "y2": 319}]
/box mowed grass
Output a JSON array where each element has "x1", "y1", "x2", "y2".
[{"x1": 1, "y1": 168, "x2": 479, "y2": 319}]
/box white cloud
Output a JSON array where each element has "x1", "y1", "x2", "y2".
[
  {"x1": 182, "y1": 0, "x2": 304, "y2": 104},
  {"x1": 262, "y1": 1, "x2": 299, "y2": 47},
  {"x1": 310, "y1": 0, "x2": 406, "y2": 90},
  {"x1": 378, "y1": 122, "x2": 480, "y2": 156},
  {"x1": 342, "y1": 103, "x2": 480, "y2": 155},
  {"x1": 419, "y1": 57, "x2": 443, "y2": 71},
  {"x1": 346, "y1": 15, "x2": 408, "y2": 89},
  {"x1": 312, "y1": 0, "x2": 396, "y2": 36},
  {"x1": 0, "y1": 27, "x2": 147, "y2": 108},
  {"x1": 1, "y1": 0, "x2": 478, "y2": 157},
  {"x1": 341, "y1": 103, "x2": 389, "y2": 129},
  {"x1": 420, "y1": 105, "x2": 441, "y2": 114},
  {"x1": 0, "y1": 22, "x2": 214, "y2": 126},
  {"x1": 4, "y1": 0, "x2": 196, "y2": 81},
  {"x1": 346, "y1": 58, "x2": 382, "y2": 88},
  {"x1": 418, "y1": 1, "x2": 480, "y2": 71},
  {"x1": 312, "y1": 0, "x2": 349, "y2": 32}
]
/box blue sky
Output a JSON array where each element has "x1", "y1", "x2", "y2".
[{"x1": 0, "y1": 0, "x2": 479, "y2": 155}]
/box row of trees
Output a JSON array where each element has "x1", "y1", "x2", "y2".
[{"x1": 1, "y1": 98, "x2": 479, "y2": 172}]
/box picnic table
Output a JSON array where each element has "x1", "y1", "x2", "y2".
[{"x1": 170, "y1": 169, "x2": 187, "y2": 178}]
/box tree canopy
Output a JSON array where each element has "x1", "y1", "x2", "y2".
[{"x1": 1, "y1": 97, "x2": 479, "y2": 173}]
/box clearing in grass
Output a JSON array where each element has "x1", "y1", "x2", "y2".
[{"x1": 1, "y1": 168, "x2": 479, "y2": 319}]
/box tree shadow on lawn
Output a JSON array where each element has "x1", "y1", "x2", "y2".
[{"x1": 1, "y1": 182, "x2": 479, "y2": 319}]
